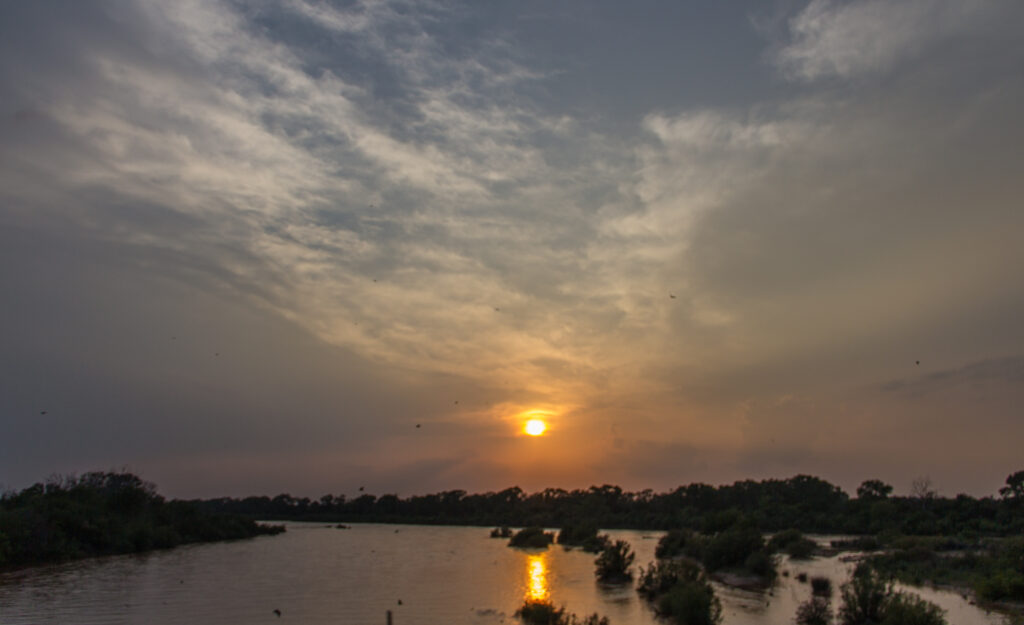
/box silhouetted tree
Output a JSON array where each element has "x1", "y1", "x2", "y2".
[
  {"x1": 999, "y1": 471, "x2": 1024, "y2": 500},
  {"x1": 857, "y1": 480, "x2": 893, "y2": 500}
]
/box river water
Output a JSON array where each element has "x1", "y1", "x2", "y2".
[{"x1": 0, "y1": 523, "x2": 1011, "y2": 625}]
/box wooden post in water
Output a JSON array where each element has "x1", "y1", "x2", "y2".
[{"x1": 386, "y1": 609, "x2": 393, "y2": 625}]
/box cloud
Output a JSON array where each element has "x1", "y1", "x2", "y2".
[
  {"x1": 2, "y1": 1, "x2": 1023, "y2": 495},
  {"x1": 773, "y1": 0, "x2": 1005, "y2": 82}
]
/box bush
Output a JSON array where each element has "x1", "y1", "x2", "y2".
[
  {"x1": 838, "y1": 565, "x2": 890, "y2": 625},
  {"x1": 770, "y1": 529, "x2": 816, "y2": 559},
  {"x1": 701, "y1": 526, "x2": 765, "y2": 572},
  {"x1": 515, "y1": 600, "x2": 609, "y2": 625},
  {"x1": 656, "y1": 529, "x2": 695, "y2": 559},
  {"x1": 786, "y1": 538, "x2": 818, "y2": 559},
  {"x1": 580, "y1": 534, "x2": 610, "y2": 553},
  {"x1": 837, "y1": 565, "x2": 946, "y2": 625},
  {"x1": 518, "y1": 600, "x2": 565, "y2": 625},
  {"x1": 975, "y1": 570, "x2": 1024, "y2": 602},
  {"x1": 769, "y1": 529, "x2": 805, "y2": 550},
  {"x1": 657, "y1": 579, "x2": 723, "y2": 625},
  {"x1": 595, "y1": 540, "x2": 635, "y2": 583},
  {"x1": 811, "y1": 576, "x2": 833, "y2": 597},
  {"x1": 558, "y1": 522, "x2": 598, "y2": 545},
  {"x1": 831, "y1": 536, "x2": 880, "y2": 552},
  {"x1": 558, "y1": 523, "x2": 609, "y2": 553},
  {"x1": 744, "y1": 549, "x2": 776, "y2": 580},
  {"x1": 509, "y1": 527, "x2": 554, "y2": 549},
  {"x1": 491, "y1": 526, "x2": 513, "y2": 538},
  {"x1": 638, "y1": 559, "x2": 723, "y2": 625},
  {"x1": 638, "y1": 559, "x2": 704, "y2": 599},
  {"x1": 796, "y1": 597, "x2": 831, "y2": 625},
  {"x1": 880, "y1": 593, "x2": 946, "y2": 625}
]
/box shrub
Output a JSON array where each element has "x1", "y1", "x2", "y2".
[
  {"x1": 770, "y1": 529, "x2": 816, "y2": 559},
  {"x1": 491, "y1": 526, "x2": 513, "y2": 538},
  {"x1": 830, "y1": 536, "x2": 880, "y2": 552},
  {"x1": 657, "y1": 579, "x2": 723, "y2": 625},
  {"x1": 701, "y1": 526, "x2": 765, "y2": 572},
  {"x1": 638, "y1": 559, "x2": 704, "y2": 599},
  {"x1": 558, "y1": 523, "x2": 609, "y2": 553},
  {"x1": 744, "y1": 549, "x2": 776, "y2": 580},
  {"x1": 769, "y1": 529, "x2": 804, "y2": 550},
  {"x1": 517, "y1": 600, "x2": 565, "y2": 625},
  {"x1": 796, "y1": 596, "x2": 832, "y2": 625},
  {"x1": 558, "y1": 522, "x2": 598, "y2": 545},
  {"x1": 837, "y1": 565, "x2": 946, "y2": 625},
  {"x1": 580, "y1": 534, "x2": 610, "y2": 553},
  {"x1": 509, "y1": 527, "x2": 554, "y2": 549},
  {"x1": 515, "y1": 600, "x2": 609, "y2": 625},
  {"x1": 595, "y1": 540, "x2": 635, "y2": 583},
  {"x1": 838, "y1": 565, "x2": 890, "y2": 625},
  {"x1": 880, "y1": 593, "x2": 946, "y2": 625},
  {"x1": 786, "y1": 538, "x2": 818, "y2": 559},
  {"x1": 657, "y1": 529, "x2": 695, "y2": 559},
  {"x1": 975, "y1": 570, "x2": 1024, "y2": 602},
  {"x1": 811, "y1": 576, "x2": 833, "y2": 597}
]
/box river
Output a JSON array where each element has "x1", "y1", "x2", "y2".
[{"x1": 0, "y1": 523, "x2": 1011, "y2": 624}]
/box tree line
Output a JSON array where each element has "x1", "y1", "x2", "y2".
[
  {"x1": 0, "y1": 472, "x2": 283, "y2": 569},
  {"x1": 192, "y1": 471, "x2": 1024, "y2": 535}
]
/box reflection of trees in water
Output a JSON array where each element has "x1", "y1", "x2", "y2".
[{"x1": 527, "y1": 553, "x2": 549, "y2": 602}]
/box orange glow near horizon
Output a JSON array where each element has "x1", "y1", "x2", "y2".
[
  {"x1": 524, "y1": 419, "x2": 547, "y2": 436},
  {"x1": 526, "y1": 553, "x2": 549, "y2": 602}
]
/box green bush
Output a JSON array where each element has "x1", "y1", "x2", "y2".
[
  {"x1": 786, "y1": 538, "x2": 818, "y2": 559},
  {"x1": 656, "y1": 529, "x2": 695, "y2": 559},
  {"x1": 509, "y1": 527, "x2": 554, "y2": 549},
  {"x1": 743, "y1": 549, "x2": 776, "y2": 580},
  {"x1": 880, "y1": 593, "x2": 946, "y2": 625},
  {"x1": 595, "y1": 539, "x2": 635, "y2": 582},
  {"x1": 638, "y1": 559, "x2": 704, "y2": 599},
  {"x1": 701, "y1": 526, "x2": 765, "y2": 572},
  {"x1": 769, "y1": 529, "x2": 804, "y2": 550},
  {"x1": 838, "y1": 565, "x2": 891, "y2": 625},
  {"x1": 838, "y1": 565, "x2": 946, "y2": 625},
  {"x1": 515, "y1": 600, "x2": 609, "y2": 625},
  {"x1": 558, "y1": 523, "x2": 609, "y2": 553},
  {"x1": 975, "y1": 570, "x2": 1024, "y2": 602},
  {"x1": 811, "y1": 576, "x2": 833, "y2": 597},
  {"x1": 580, "y1": 534, "x2": 610, "y2": 553},
  {"x1": 657, "y1": 578, "x2": 723, "y2": 625},
  {"x1": 795, "y1": 597, "x2": 831, "y2": 625},
  {"x1": 558, "y1": 522, "x2": 598, "y2": 545}
]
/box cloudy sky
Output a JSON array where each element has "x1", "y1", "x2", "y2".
[{"x1": 2, "y1": 0, "x2": 1022, "y2": 499}]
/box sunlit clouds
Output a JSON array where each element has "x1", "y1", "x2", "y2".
[{"x1": 2, "y1": 1, "x2": 1023, "y2": 498}]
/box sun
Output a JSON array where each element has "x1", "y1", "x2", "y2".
[{"x1": 524, "y1": 419, "x2": 547, "y2": 436}]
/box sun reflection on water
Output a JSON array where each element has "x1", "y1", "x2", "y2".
[{"x1": 526, "y1": 553, "x2": 549, "y2": 602}]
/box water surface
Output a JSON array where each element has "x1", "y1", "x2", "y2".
[{"x1": 0, "y1": 524, "x2": 1010, "y2": 624}]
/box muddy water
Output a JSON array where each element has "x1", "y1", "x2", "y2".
[{"x1": 0, "y1": 525, "x2": 1010, "y2": 625}]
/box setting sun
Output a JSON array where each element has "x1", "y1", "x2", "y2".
[{"x1": 524, "y1": 419, "x2": 547, "y2": 436}]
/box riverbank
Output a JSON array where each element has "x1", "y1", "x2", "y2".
[{"x1": 0, "y1": 472, "x2": 284, "y2": 571}]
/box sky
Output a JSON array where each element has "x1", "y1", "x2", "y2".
[{"x1": 2, "y1": 0, "x2": 1023, "y2": 500}]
